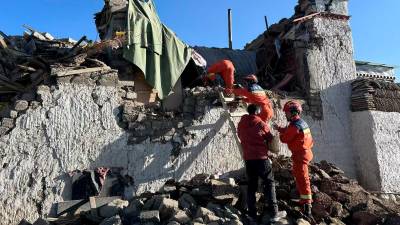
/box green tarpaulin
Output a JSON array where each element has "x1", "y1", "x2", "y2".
[{"x1": 123, "y1": 0, "x2": 192, "y2": 99}]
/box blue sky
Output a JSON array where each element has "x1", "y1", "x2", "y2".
[{"x1": 0, "y1": 0, "x2": 399, "y2": 79}]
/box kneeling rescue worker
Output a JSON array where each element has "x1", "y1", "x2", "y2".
[
  {"x1": 233, "y1": 74, "x2": 274, "y2": 122},
  {"x1": 205, "y1": 59, "x2": 235, "y2": 94},
  {"x1": 238, "y1": 104, "x2": 286, "y2": 223},
  {"x1": 275, "y1": 101, "x2": 314, "y2": 217}
]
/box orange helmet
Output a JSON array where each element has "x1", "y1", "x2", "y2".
[
  {"x1": 243, "y1": 74, "x2": 258, "y2": 83},
  {"x1": 283, "y1": 101, "x2": 302, "y2": 114}
]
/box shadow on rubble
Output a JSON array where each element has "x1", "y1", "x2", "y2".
[{"x1": 89, "y1": 102, "x2": 230, "y2": 197}]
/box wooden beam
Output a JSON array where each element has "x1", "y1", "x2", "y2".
[
  {"x1": 0, "y1": 74, "x2": 25, "y2": 91},
  {"x1": 0, "y1": 86, "x2": 17, "y2": 94},
  {"x1": 218, "y1": 92, "x2": 244, "y2": 159},
  {"x1": 293, "y1": 12, "x2": 350, "y2": 23},
  {"x1": 230, "y1": 112, "x2": 248, "y2": 117},
  {"x1": 54, "y1": 66, "x2": 111, "y2": 77},
  {"x1": 0, "y1": 38, "x2": 7, "y2": 49},
  {"x1": 56, "y1": 196, "x2": 120, "y2": 217},
  {"x1": 89, "y1": 197, "x2": 98, "y2": 217},
  {"x1": 16, "y1": 64, "x2": 36, "y2": 72},
  {"x1": 293, "y1": 12, "x2": 321, "y2": 23}
]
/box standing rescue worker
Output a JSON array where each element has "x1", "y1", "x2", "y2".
[
  {"x1": 205, "y1": 59, "x2": 235, "y2": 93},
  {"x1": 238, "y1": 104, "x2": 286, "y2": 223},
  {"x1": 274, "y1": 101, "x2": 314, "y2": 217},
  {"x1": 233, "y1": 74, "x2": 274, "y2": 122}
]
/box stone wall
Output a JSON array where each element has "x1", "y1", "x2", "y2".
[
  {"x1": 0, "y1": 81, "x2": 243, "y2": 225},
  {"x1": 352, "y1": 111, "x2": 400, "y2": 193},
  {"x1": 299, "y1": 16, "x2": 357, "y2": 178}
]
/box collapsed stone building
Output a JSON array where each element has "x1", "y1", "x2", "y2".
[{"x1": 0, "y1": 0, "x2": 400, "y2": 224}]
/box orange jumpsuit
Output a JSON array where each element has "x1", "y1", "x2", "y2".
[
  {"x1": 278, "y1": 116, "x2": 314, "y2": 204},
  {"x1": 233, "y1": 84, "x2": 274, "y2": 122},
  {"x1": 207, "y1": 60, "x2": 235, "y2": 91}
]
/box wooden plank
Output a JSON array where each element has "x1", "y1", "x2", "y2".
[
  {"x1": 56, "y1": 196, "x2": 120, "y2": 216},
  {"x1": 0, "y1": 38, "x2": 7, "y2": 49},
  {"x1": 89, "y1": 197, "x2": 98, "y2": 217},
  {"x1": 55, "y1": 66, "x2": 111, "y2": 77},
  {"x1": 23, "y1": 24, "x2": 47, "y2": 41},
  {"x1": 46, "y1": 216, "x2": 78, "y2": 224},
  {"x1": 222, "y1": 97, "x2": 235, "y2": 102},
  {"x1": 0, "y1": 30, "x2": 16, "y2": 49},
  {"x1": 0, "y1": 86, "x2": 17, "y2": 94},
  {"x1": 230, "y1": 111, "x2": 247, "y2": 117},
  {"x1": 16, "y1": 64, "x2": 36, "y2": 72},
  {"x1": 293, "y1": 12, "x2": 321, "y2": 23},
  {"x1": 0, "y1": 74, "x2": 25, "y2": 91},
  {"x1": 218, "y1": 92, "x2": 244, "y2": 159},
  {"x1": 293, "y1": 12, "x2": 350, "y2": 23}
]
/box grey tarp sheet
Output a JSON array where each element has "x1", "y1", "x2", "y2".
[{"x1": 123, "y1": 0, "x2": 192, "y2": 99}]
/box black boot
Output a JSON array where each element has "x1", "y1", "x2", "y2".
[{"x1": 303, "y1": 203, "x2": 312, "y2": 218}]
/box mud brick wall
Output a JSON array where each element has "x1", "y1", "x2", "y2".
[
  {"x1": 298, "y1": 15, "x2": 357, "y2": 178},
  {"x1": 0, "y1": 74, "x2": 243, "y2": 225}
]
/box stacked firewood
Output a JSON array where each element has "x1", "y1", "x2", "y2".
[{"x1": 351, "y1": 79, "x2": 400, "y2": 112}]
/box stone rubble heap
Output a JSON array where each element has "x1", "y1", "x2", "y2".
[
  {"x1": 120, "y1": 85, "x2": 242, "y2": 161},
  {"x1": 22, "y1": 156, "x2": 400, "y2": 225},
  {"x1": 272, "y1": 156, "x2": 400, "y2": 225}
]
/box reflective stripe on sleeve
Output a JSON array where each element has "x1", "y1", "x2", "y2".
[
  {"x1": 303, "y1": 128, "x2": 311, "y2": 134},
  {"x1": 300, "y1": 194, "x2": 312, "y2": 200}
]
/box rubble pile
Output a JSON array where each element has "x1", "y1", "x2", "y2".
[
  {"x1": 22, "y1": 156, "x2": 400, "y2": 225},
  {"x1": 351, "y1": 78, "x2": 400, "y2": 112},
  {"x1": 0, "y1": 26, "x2": 126, "y2": 95},
  {"x1": 272, "y1": 156, "x2": 400, "y2": 225},
  {"x1": 244, "y1": 17, "x2": 297, "y2": 93},
  {"x1": 121, "y1": 86, "x2": 230, "y2": 150},
  {"x1": 0, "y1": 27, "x2": 126, "y2": 136}
]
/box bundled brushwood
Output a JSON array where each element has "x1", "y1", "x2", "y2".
[{"x1": 351, "y1": 78, "x2": 400, "y2": 112}]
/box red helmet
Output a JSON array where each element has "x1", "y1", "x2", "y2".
[
  {"x1": 283, "y1": 101, "x2": 302, "y2": 114},
  {"x1": 243, "y1": 74, "x2": 258, "y2": 83}
]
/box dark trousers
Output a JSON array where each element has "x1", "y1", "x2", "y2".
[{"x1": 245, "y1": 159, "x2": 277, "y2": 218}]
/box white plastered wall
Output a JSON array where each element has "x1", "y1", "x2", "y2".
[
  {"x1": 0, "y1": 83, "x2": 243, "y2": 225},
  {"x1": 352, "y1": 110, "x2": 400, "y2": 192},
  {"x1": 303, "y1": 17, "x2": 358, "y2": 178}
]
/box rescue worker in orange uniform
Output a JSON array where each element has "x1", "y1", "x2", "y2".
[
  {"x1": 205, "y1": 59, "x2": 235, "y2": 93},
  {"x1": 274, "y1": 101, "x2": 314, "y2": 217},
  {"x1": 233, "y1": 74, "x2": 274, "y2": 122}
]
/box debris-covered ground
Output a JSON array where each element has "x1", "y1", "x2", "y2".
[{"x1": 20, "y1": 156, "x2": 400, "y2": 225}]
